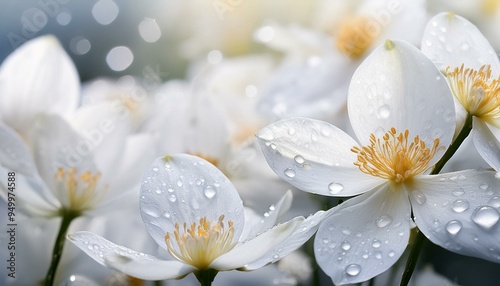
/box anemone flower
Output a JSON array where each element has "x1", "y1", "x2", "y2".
[
  {"x1": 69, "y1": 154, "x2": 328, "y2": 285},
  {"x1": 257, "y1": 40, "x2": 500, "y2": 284}
]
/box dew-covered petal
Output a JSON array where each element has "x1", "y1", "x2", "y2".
[
  {"x1": 210, "y1": 216, "x2": 304, "y2": 270},
  {"x1": 0, "y1": 122, "x2": 36, "y2": 176},
  {"x1": 315, "y1": 184, "x2": 411, "y2": 285},
  {"x1": 243, "y1": 208, "x2": 333, "y2": 271},
  {"x1": 411, "y1": 170, "x2": 500, "y2": 263},
  {"x1": 68, "y1": 231, "x2": 195, "y2": 280},
  {"x1": 348, "y1": 39, "x2": 455, "y2": 166},
  {"x1": 0, "y1": 35, "x2": 79, "y2": 131},
  {"x1": 256, "y1": 118, "x2": 384, "y2": 197},
  {"x1": 140, "y1": 154, "x2": 244, "y2": 250},
  {"x1": 421, "y1": 12, "x2": 500, "y2": 74},
  {"x1": 472, "y1": 119, "x2": 500, "y2": 172},
  {"x1": 241, "y1": 190, "x2": 293, "y2": 241}
]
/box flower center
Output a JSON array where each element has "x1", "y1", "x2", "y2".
[
  {"x1": 335, "y1": 16, "x2": 379, "y2": 59},
  {"x1": 351, "y1": 128, "x2": 440, "y2": 183},
  {"x1": 165, "y1": 215, "x2": 236, "y2": 269},
  {"x1": 446, "y1": 64, "x2": 500, "y2": 126},
  {"x1": 483, "y1": 0, "x2": 500, "y2": 15},
  {"x1": 54, "y1": 167, "x2": 104, "y2": 212}
]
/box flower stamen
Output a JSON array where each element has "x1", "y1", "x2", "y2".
[
  {"x1": 165, "y1": 215, "x2": 235, "y2": 269},
  {"x1": 54, "y1": 167, "x2": 105, "y2": 212},
  {"x1": 446, "y1": 64, "x2": 500, "y2": 126},
  {"x1": 351, "y1": 128, "x2": 440, "y2": 183},
  {"x1": 335, "y1": 16, "x2": 379, "y2": 59}
]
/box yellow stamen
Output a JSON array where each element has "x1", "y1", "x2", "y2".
[
  {"x1": 351, "y1": 128, "x2": 440, "y2": 183},
  {"x1": 335, "y1": 16, "x2": 379, "y2": 59},
  {"x1": 54, "y1": 167, "x2": 104, "y2": 212},
  {"x1": 165, "y1": 215, "x2": 235, "y2": 269},
  {"x1": 446, "y1": 64, "x2": 500, "y2": 126},
  {"x1": 483, "y1": 0, "x2": 500, "y2": 15}
]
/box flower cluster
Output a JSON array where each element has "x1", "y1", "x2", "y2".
[{"x1": 1, "y1": 2, "x2": 500, "y2": 286}]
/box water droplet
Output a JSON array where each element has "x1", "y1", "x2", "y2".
[
  {"x1": 376, "y1": 215, "x2": 392, "y2": 228},
  {"x1": 374, "y1": 251, "x2": 382, "y2": 259},
  {"x1": 378, "y1": 105, "x2": 391, "y2": 118},
  {"x1": 342, "y1": 229, "x2": 351, "y2": 235},
  {"x1": 176, "y1": 180, "x2": 183, "y2": 187},
  {"x1": 451, "y1": 199, "x2": 470, "y2": 213},
  {"x1": 272, "y1": 254, "x2": 279, "y2": 259},
  {"x1": 345, "y1": 264, "x2": 361, "y2": 276},
  {"x1": 412, "y1": 190, "x2": 426, "y2": 205},
  {"x1": 480, "y1": 183, "x2": 489, "y2": 190},
  {"x1": 452, "y1": 188, "x2": 464, "y2": 196},
  {"x1": 445, "y1": 220, "x2": 462, "y2": 235},
  {"x1": 144, "y1": 208, "x2": 159, "y2": 217},
  {"x1": 162, "y1": 211, "x2": 170, "y2": 218},
  {"x1": 461, "y1": 43, "x2": 470, "y2": 51},
  {"x1": 288, "y1": 128, "x2": 296, "y2": 135},
  {"x1": 341, "y1": 241, "x2": 351, "y2": 251},
  {"x1": 259, "y1": 128, "x2": 274, "y2": 140},
  {"x1": 154, "y1": 188, "x2": 162, "y2": 194},
  {"x1": 167, "y1": 188, "x2": 174, "y2": 193},
  {"x1": 322, "y1": 237, "x2": 329, "y2": 244},
  {"x1": 204, "y1": 186, "x2": 217, "y2": 199},
  {"x1": 471, "y1": 206, "x2": 500, "y2": 229},
  {"x1": 168, "y1": 194, "x2": 177, "y2": 202},
  {"x1": 488, "y1": 197, "x2": 500, "y2": 208},
  {"x1": 284, "y1": 168, "x2": 296, "y2": 178},
  {"x1": 328, "y1": 182, "x2": 344, "y2": 194},
  {"x1": 372, "y1": 239, "x2": 381, "y2": 248},
  {"x1": 294, "y1": 155, "x2": 305, "y2": 164},
  {"x1": 388, "y1": 251, "x2": 395, "y2": 257}
]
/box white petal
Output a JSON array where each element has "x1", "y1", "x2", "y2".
[
  {"x1": 241, "y1": 190, "x2": 293, "y2": 241},
  {"x1": 31, "y1": 114, "x2": 96, "y2": 188},
  {"x1": 0, "y1": 35, "x2": 79, "y2": 131},
  {"x1": 243, "y1": 208, "x2": 332, "y2": 271},
  {"x1": 472, "y1": 119, "x2": 500, "y2": 172},
  {"x1": 411, "y1": 171, "x2": 500, "y2": 263},
  {"x1": 0, "y1": 122, "x2": 36, "y2": 176},
  {"x1": 421, "y1": 12, "x2": 500, "y2": 74},
  {"x1": 68, "y1": 231, "x2": 195, "y2": 280},
  {"x1": 315, "y1": 185, "x2": 411, "y2": 285},
  {"x1": 140, "y1": 154, "x2": 244, "y2": 251},
  {"x1": 348, "y1": 39, "x2": 455, "y2": 166},
  {"x1": 256, "y1": 118, "x2": 384, "y2": 197},
  {"x1": 210, "y1": 216, "x2": 304, "y2": 270},
  {"x1": 70, "y1": 103, "x2": 131, "y2": 175}
]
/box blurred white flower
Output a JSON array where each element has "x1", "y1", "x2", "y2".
[
  {"x1": 257, "y1": 40, "x2": 500, "y2": 284},
  {"x1": 69, "y1": 154, "x2": 329, "y2": 283}
]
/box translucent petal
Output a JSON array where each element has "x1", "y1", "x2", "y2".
[
  {"x1": 68, "y1": 231, "x2": 195, "y2": 280},
  {"x1": 256, "y1": 118, "x2": 384, "y2": 197},
  {"x1": 0, "y1": 35, "x2": 79, "y2": 131},
  {"x1": 412, "y1": 171, "x2": 500, "y2": 263},
  {"x1": 472, "y1": 119, "x2": 500, "y2": 172},
  {"x1": 421, "y1": 12, "x2": 500, "y2": 74},
  {"x1": 240, "y1": 190, "x2": 293, "y2": 241},
  {"x1": 348, "y1": 40, "x2": 455, "y2": 166},
  {"x1": 0, "y1": 122, "x2": 36, "y2": 176},
  {"x1": 210, "y1": 217, "x2": 304, "y2": 270},
  {"x1": 315, "y1": 184, "x2": 411, "y2": 285},
  {"x1": 140, "y1": 154, "x2": 244, "y2": 251},
  {"x1": 243, "y1": 208, "x2": 333, "y2": 271}
]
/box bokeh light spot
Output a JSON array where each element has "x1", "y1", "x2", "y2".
[
  {"x1": 92, "y1": 0, "x2": 119, "y2": 25},
  {"x1": 138, "y1": 18, "x2": 162, "y2": 43},
  {"x1": 106, "y1": 46, "x2": 134, "y2": 71},
  {"x1": 70, "y1": 36, "x2": 91, "y2": 55}
]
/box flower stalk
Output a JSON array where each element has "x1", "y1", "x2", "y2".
[{"x1": 44, "y1": 209, "x2": 80, "y2": 286}]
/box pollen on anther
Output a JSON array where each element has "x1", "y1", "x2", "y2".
[{"x1": 351, "y1": 128, "x2": 440, "y2": 183}]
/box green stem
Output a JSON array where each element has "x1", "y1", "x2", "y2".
[
  {"x1": 194, "y1": 269, "x2": 218, "y2": 286},
  {"x1": 44, "y1": 209, "x2": 80, "y2": 286},
  {"x1": 400, "y1": 114, "x2": 473, "y2": 286}
]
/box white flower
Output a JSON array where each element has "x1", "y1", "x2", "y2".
[
  {"x1": 421, "y1": 12, "x2": 500, "y2": 172},
  {"x1": 68, "y1": 154, "x2": 328, "y2": 282},
  {"x1": 257, "y1": 40, "x2": 500, "y2": 284}
]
